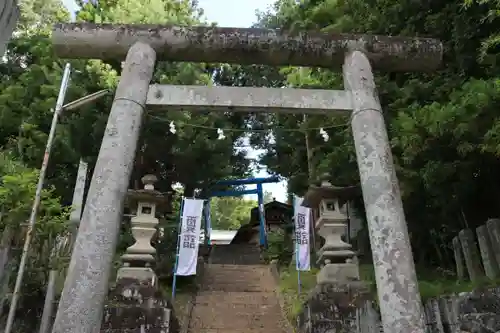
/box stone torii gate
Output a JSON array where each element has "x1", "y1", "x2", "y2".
[{"x1": 50, "y1": 23, "x2": 442, "y2": 333}]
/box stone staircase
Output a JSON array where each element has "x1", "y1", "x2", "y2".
[
  {"x1": 208, "y1": 244, "x2": 262, "y2": 265},
  {"x1": 188, "y1": 245, "x2": 290, "y2": 333}
]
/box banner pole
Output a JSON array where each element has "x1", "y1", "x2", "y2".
[
  {"x1": 171, "y1": 197, "x2": 185, "y2": 300},
  {"x1": 206, "y1": 199, "x2": 211, "y2": 246},
  {"x1": 293, "y1": 195, "x2": 302, "y2": 295}
]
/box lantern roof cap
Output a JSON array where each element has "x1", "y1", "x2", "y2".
[
  {"x1": 302, "y1": 173, "x2": 360, "y2": 208},
  {"x1": 125, "y1": 174, "x2": 171, "y2": 211}
]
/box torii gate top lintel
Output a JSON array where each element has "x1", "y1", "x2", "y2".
[
  {"x1": 52, "y1": 23, "x2": 442, "y2": 72},
  {"x1": 214, "y1": 176, "x2": 279, "y2": 187}
]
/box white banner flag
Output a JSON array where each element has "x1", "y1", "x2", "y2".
[
  {"x1": 176, "y1": 198, "x2": 204, "y2": 276},
  {"x1": 294, "y1": 196, "x2": 311, "y2": 271}
]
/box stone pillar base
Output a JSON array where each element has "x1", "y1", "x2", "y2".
[
  {"x1": 101, "y1": 268, "x2": 179, "y2": 333},
  {"x1": 297, "y1": 281, "x2": 371, "y2": 333}
]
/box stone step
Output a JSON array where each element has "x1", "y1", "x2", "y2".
[
  {"x1": 211, "y1": 244, "x2": 261, "y2": 251},
  {"x1": 202, "y1": 265, "x2": 277, "y2": 287},
  {"x1": 191, "y1": 329, "x2": 288, "y2": 333},
  {"x1": 210, "y1": 257, "x2": 262, "y2": 265},
  {"x1": 202, "y1": 278, "x2": 275, "y2": 287},
  {"x1": 203, "y1": 274, "x2": 273, "y2": 280},
  {"x1": 209, "y1": 245, "x2": 262, "y2": 265},
  {"x1": 189, "y1": 309, "x2": 284, "y2": 329},
  {"x1": 100, "y1": 325, "x2": 173, "y2": 333},
  {"x1": 200, "y1": 283, "x2": 275, "y2": 292},
  {"x1": 203, "y1": 265, "x2": 274, "y2": 278},
  {"x1": 202, "y1": 275, "x2": 275, "y2": 286},
  {"x1": 205, "y1": 264, "x2": 269, "y2": 270},
  {"x1": 189, "y1": 254, "x2": 290, "y2": 333},
  {"x1": 191, "y1": 302, "x2": 282, "y2": 316},
  {"x1": 194, "y1": 291, "x2": 279, "y2": 305},
  {"x1": 205, "y1": 265, "x2": 270, "y2": 275},
  {"x1": 189, "y1": 321, "x2": 284, "y2": 330}
]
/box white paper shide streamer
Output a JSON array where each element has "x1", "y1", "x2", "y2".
[
  {"x1": 176, "y1": 198, "x2": 204, "y2": 276},
  {"x1": 294, "y1": 196, "x2": 311, "y2": 271}
]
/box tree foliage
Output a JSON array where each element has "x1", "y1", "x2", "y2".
[
  {"x1": 213, "y1": 0, "x2": 500, "y2": 269},
  {"x1": 0, "y1": 0, "x2": 261, "y2": 327}
]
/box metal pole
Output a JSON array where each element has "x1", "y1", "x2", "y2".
[
  {"x1": 205, "y1": 199, "x2": 211, "y2": 245},
  {"x1": 203, "y1": 200, "x2": 208, "y2": 246},
  {"x1": 0, "y1": 209, "x2": 9, "y2": 284},
  {"x1": 4, "y1": 63, "x2": 71, "y2": 333},
  {"x1": 172, "y1": 197, "x2": 185, "y2": 300},
  {"x1": 293, "y1": 195, "x2": 301, "y2": 295},
  {"x1": 257, "y1": 183, "x2": 266, "y2": 247},
  {"x1": 0, "y1": 209, "x2": 12, "y2": 319}
]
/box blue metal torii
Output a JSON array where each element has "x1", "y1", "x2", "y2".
[{"x1": 204, "y1": 176, "x2": 279, "y2": 246}]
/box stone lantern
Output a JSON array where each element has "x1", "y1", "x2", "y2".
[
  {"x1": 303, "y1": 174, "x2": 360, "y2": 284},
  {"x1": 102, "y1": 175, "x2": 178, "y2": 332},
  {"x1": 118, "y1": 174, "x2": 170, "y2": 283}
]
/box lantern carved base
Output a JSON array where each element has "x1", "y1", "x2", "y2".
[
  {"x1": 116, "y1": 267, "x2": 157, "y2": 286},
  {"x1": 317, "y1": 262, "x2": 360, "y2": 285},
  {"x1": 296, "y1": 281, "x2": 371, "y2": 333},
  {"x1": 101, "y1": 267, "x2": 178, "y2": 333}
]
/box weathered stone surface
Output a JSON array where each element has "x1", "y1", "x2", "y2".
[
  {"x1": 458, "y1": 229, "x2": 484, "y2": 282},
  {"x1": 69, "y1": 160, "x2": 88, "y2": 225},
  {"x1": 146, "y1": 85, "x2": 353, "y2": 114},
  {"x1": 449, "y1": 287, "x2": 500, "y2": 333},
  {"x1": 438, "y1": 296, "x2": 461, "y2": 333},
  {"x1": 316, "y1": 263, "x2": 359, "y2": 285},
  {"x1": 418, "y1": 287, "x2": 500, "y2": 333},
  {"x1": 486, "y1": 218, "x2": 500, "y2": 267},
  {"x1": 0, "y1": 0, "x2": 19, "y2": 56},
  {"x1": 343, "y1": 50, "x2": 426, "y2": 333},
  {"x1": 476, "y1": 225, "x2": 499, "y2": 279},
  {"x1": 296, "y1": 285, "x2": 500, "y2": 333},
  {"x1": 297, "y1": 282, "x2": 371, "y2": 333},
  {"x1": 293, "y1": 284, "x2": 500, "y2": 333},
  {"x1": 355, "y1": 301, "x2": 382, "y2": 333},
  {"x1": 101, "y1": 276, "x2": 179, "y2": 333},
  {"x1": 424, "y1": 298, "x2": 445, "y2": 333},
  {"x1": 452, "y1": 236, "x2": 466, "y2": 280},
  {"x1": 52, "y1": 23, "x2": 443, "y2": 72}
]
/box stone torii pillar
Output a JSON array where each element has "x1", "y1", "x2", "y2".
[
  {"x1": 50, "y1": 23, "x2": 442, "y2": 333},
  {"x1": 50, "y1": 40, "x2": 156, "y2": 333},
  {"x1": 0, "y1": 0, "x2": 19, "y2": 56}
]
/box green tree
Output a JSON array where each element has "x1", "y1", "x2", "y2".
[
  {"x1": 210, "y1": 197, "x2": 256, "y2": 230},
  {"x1": 0, "y1": 152, "x2": 69, "y2": 330},
  {"x1": 214, "y1": 0, "x2": 500, "y2": 270}
]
